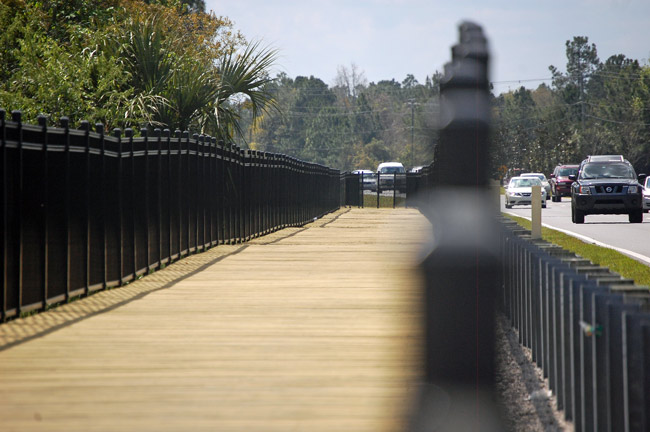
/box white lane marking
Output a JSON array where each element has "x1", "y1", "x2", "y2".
[{"x1": 502, "y1": 210, "x2": 650, "y2": 266}]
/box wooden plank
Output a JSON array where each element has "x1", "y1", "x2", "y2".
[{"x1": 0, "y1": 208, "x2": 430, "y2": 432}]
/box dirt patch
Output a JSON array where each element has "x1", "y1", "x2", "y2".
[{"x1": 495, "y1": 313, "x2": 574, "y2": 432}]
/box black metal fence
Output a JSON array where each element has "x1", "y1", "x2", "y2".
[
  {"x1": 339, "y1": 171, "x2": 431, "y2": 208},
  {"x1": 1, "y1": 110, "x2": 340, "y2": 320},
  {"x1": 501, "y1": 219, "x2": 650, "y2": 432}
]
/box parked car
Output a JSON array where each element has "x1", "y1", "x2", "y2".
[
  {"x1": 505, "y1": 176, "x2": 547, "y2": 208},
  {"x1": 549, "y1": 164, "x2": 579, "y2": 202},
  {"x1": 570, "y1": 156, "x2": 644, "y2": 223},
  {"x1": 520, "y1": 173, "x2": 551, "y2": 200},
  {"x1": 643, "y1": 177, "x2": 650, "y2": 213},
  {"x1": 352, "y1": 169, "x2": 377, "y2": 191},
  {"x1": 377, "y1": 162, "x2": 406, "y2": 191}
]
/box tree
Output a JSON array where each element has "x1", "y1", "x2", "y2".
[
  {"x1": 0, "y1": 0, "x2": 277, "y2": 140},
  {"x1": 549, "y1": 36, "x2": 601, "y2": 155},
  {"x1": 492, "y1": 36, "x2": 650, "y2": 178}
]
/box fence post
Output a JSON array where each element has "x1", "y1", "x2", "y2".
[
  {"x1": 410, "y1": 22, "x2": 503, "y2": 431},
  {"x1": 154, "y1": 128, "x2": 163, "y2": 262},
  {"x1": 1, "y1": 109, "x2": 6, "y2": 320},
  {"x1": 531, "y1": 185, "x2": 542, "y2": 239},
  {"x1": 13, "y1": 111, "x2": 24, "y2": 314},
  {"x1": 60, "y1": 116, "x2": 71, "y2": 302},
  {"x1": 37, "y1": 115, "x2": 49, "y2": 305},
  {"x1": 113, "y1": 127, "x2": 123, "y2": 284},
  {"x1": 80, "y1": 121, "x2": 91, "y2": 291}
]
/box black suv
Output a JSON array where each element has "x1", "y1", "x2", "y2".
[{"x1": 570, "y1": 155, "x2": 645, "y2": 223}]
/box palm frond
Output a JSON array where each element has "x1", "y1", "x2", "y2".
[{"x1": 214, "y1": 41, "x2": 279, "y2": 139}]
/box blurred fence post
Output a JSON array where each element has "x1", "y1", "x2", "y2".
[{"x1": 409, "y1": 22, "x2": 503, "y2": 432}]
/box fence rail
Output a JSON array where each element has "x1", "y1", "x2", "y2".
[
  {"x1": 500, "y1": 219, "x2": 650, "y2": 432},
  {"x1": 339, "y1": 169, "x2": 434, "y2": 208},
  {"x1": 1, "y1": 110, "x2": 340, "y2": 320}
]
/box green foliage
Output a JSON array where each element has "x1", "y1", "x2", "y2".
[
  {"x1": 0, "y1": 0, "x2": 272, "y2": 139},
  {"x1": 246, "y1": 69, "x2": 440, "y2": 171},
  {"x1": 493, "y1": 36, "x2": 650, "y2": 178}
]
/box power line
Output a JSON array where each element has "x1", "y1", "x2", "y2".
[
  {"x1": 585, "y1": 114, "x2": 650, "y2": 127},
  {"x1": 490, "y1": 77, "x2": 554, "y2": 84}
]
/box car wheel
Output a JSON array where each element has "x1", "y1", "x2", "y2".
[
  {"x1": 574, "y1": 207, "x2": 585, "y2": 224},
  {"x1": 629, "y1": 210, "x2": 643, "y2": 223},
  {"x1": 571, "y1": 205, "x2": 584, "y2": 223}
]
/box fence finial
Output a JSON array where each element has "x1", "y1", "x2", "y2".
[{"x1": 12, "y1": 110, "x2": 22, "y2": 123}]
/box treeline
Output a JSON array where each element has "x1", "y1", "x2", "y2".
[
  {"x1": 239, "y1": 68, "x2": 442, "y2": 172},
  {"x1": 492, "y1": 37, "x2": 650, "y2": 178},
  {"x1": 2, "y1": 4, "x2": 648, "y2": 175},
  {"x1": 0, "y1": 1, "x2": 440, "y2": 173},
  {"x1": 0, "y1": 0, "x2": 275, "y2": 140}
]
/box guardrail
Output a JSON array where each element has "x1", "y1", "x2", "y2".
[
  {"x1": 500, "y1": 219, "x2": 650, "y2": 432},
  {"x1": 1, "y1": 110, "x2": 340, "y2": 321}
]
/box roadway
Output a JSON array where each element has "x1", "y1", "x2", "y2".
[{"x1": 502, "y1": 196, "x2": 650, "y2": 265}]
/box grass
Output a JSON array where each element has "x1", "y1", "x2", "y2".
[
  {"x1": 504, "y1": 214, "x2": 650, "y2": 287},
  {"x1": 361, "y1": 193, "x2": 406, "y2": 208}
]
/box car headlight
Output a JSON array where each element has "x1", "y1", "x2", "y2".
[
  {"x1": 628, "y1": 186, "x2": 638, "y2": 194},
  {"x1": 579, "y1": 185, "x2": 591, "y2": 194}
]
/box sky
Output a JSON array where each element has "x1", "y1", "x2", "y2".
[{"x1": 205, "y1": 0, "x2": 650, "y2": 95}]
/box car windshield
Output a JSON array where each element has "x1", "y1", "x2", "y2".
[
  {"x1": 557, "y1": 167, "x2": 578, "y2": 176},
  {"x1": 510, "y1": 178, "x2": 541, "y2": 188},
  {"x1": 523, "y1": 174, "x2": 546, "y2": 181},
  {"x1": 579, "y1": 162, "x2": 636, "y2": 180},
  {"x1": 379, "y1": 166, "x2": 404, "y2": 174}
]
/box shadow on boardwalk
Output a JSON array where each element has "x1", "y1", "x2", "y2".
[{"x1": 0, "y1": 208, "x2": 431, "y2": 432}]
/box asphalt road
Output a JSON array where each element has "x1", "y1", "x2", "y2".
[{"x1": 501, "y1": 196, "x2": 650, "y2": 265}]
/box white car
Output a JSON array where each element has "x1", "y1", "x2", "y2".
[
  {"x1": 352, "y1": 169, "x2": 377, "y2": 191},
  {"x1": 643, "y1": 176, "x2": 650, "y2": 213},
  {"x1": 505, "y1": 176, "x2": 547, "y2": 208},
  {"x1": 520, "y1": 172, "x2": 551, "y2": 200},
  {"x1": 376, "y1": 162, "x2": 406, "y2": 191}
]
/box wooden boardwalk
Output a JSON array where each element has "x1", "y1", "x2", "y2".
[{"x1": 0, "y1": 208, "x2": 431, "y2": 432}]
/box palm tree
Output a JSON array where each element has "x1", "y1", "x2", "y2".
[
  {"x1": 113, "y1": 12, "x2": 277, "y2": 140},
  {"x1": 205, "y1": 41, "x2": 278, "y2": 141}
]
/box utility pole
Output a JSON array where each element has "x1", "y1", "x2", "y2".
[
  {"x1": 408, "y1": 98, "x2": 415, "y2": 168},
  {"x1": 579, "y1": 58, "x2": 585, "y2": 149}
]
